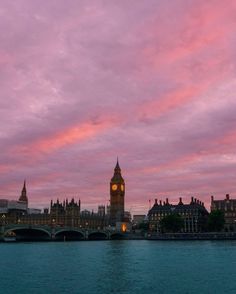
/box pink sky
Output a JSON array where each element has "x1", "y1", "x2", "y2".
[{"x1": 0, "y1": 0, "x2": 236, "y2": 214}]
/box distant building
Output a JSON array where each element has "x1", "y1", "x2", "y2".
[
  {"x1": 148, "y1": 197, "x2": 209, "y2": 233},
  {"x1": 50, "y1": 198, "x2": 81, "y2": 227},
  {"x1": 28, "y1": 208, "x2": 41, "y2": 214},
  {"x1": 98, "y1": 205, "x2": 106, "y2": 216},
  {"x1": 0, "y1": 181, "x2": 28, "y2": 215},
  {"x1": 19, "y1": 180, "x2": 28, "y2": 204},
  {"x1": 0, "y1": 182, "x2": 107, "y2": 229},
  {"x1": 106, "y1": 205, "x2": 110, "y2": 217},
  {"x1": 1, "y1": 160, "x2": 130, "y2": 231},
  {"x1": 211, "y1": 194, "x2": 236, "y2": 232},
  {"x1": 124, "y1": 211, "x2": 132, "y2": 222},
  {"x1": 80, "y1": 209, "x2": 107, "y2": 229},
  {"x1": 133, "y1": 215, "x2": 146, "y2": 225},
  {"x1": 110, "y1": 159, "x2": 125, "y2": 225}
]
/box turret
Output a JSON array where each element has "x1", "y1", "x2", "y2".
[
  {"x1": 178, "y1": 197, "x2": 183, "y2": 205},
  {"x1": 19, "y1": 180, "x2": 28, "y2": 203}
]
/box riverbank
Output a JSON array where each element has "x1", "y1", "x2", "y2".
[
  {"x1": 1, "y1": 232, "x2": 236, "y2": 242},
  {"x1": 148, "y1": 232, "x2": 236, "y2": 240}
]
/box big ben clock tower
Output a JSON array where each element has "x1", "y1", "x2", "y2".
[{"x1": 110, "y1": 159, "x2": 125, "y2": 225}]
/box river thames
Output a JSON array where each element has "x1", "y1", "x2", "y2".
[{"x1": 1, "y1": 240, "x2": 236, "y2": 294}]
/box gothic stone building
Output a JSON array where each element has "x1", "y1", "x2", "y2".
[
  {"x1": 148, "y1": 197, "x2": 209, "y2": 233},
  {"x1": 211, "y1": 194, "x2": 236, "y2": 232},
  {"x1": 1, "y1": 182, "x2": 107, "y2": 230}
]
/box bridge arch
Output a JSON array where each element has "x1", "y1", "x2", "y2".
[
  {"x1": 55, "y1": 229, "x2": 85, "y2": 241},
  {"x1": 88, "y1": 231, "x2": 108, "y2": 240},
  {"x1": 5, "y1": 227, "x2": 51, "y2": 241}
]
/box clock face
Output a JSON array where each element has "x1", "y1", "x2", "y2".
[
  {"x1": 112, "y1": 184, "x2": 118, "y2": 191},
  {"x1": 121, "y1": 184, "x2": 124, "y2": 191}
]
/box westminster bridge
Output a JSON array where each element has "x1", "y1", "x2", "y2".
[{"x1": 0, "y1": 224, "x2": 127, "y2": 241}]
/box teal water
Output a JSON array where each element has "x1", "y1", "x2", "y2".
[{"x1": 1, "y1": 240, "x2": 236, "y2": 294}]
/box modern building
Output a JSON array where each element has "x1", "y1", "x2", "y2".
[
  {"x1": 148, "y1": 197, "x2": 209, "y2": 233},
  {"x1": 211, "y1": 194, "x2": 236, "y2": 232},
  {"x1": 110, "y1": 159, "x2": 125, "y2": 225}
]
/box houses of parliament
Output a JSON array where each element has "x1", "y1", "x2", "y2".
[{"x1": 0, "y1": 160, "x2": 130, "y2": 230}]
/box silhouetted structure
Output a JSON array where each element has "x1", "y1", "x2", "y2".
[
  {"x1": 50, "y1": 198, "x2": 81, "y2": 227},
  {"x1": 148, "y1": 197, "x2": 208, "y2": 233},
  {"x1": 0, "y1": 181, "x2": 28, "y2": 216},
  {"x1": 0, "y1": 181, "x2": 107, "y2": 229},
  {"x1": 19, "y1": 180, "x2": 28, "y2": 204},
  {"x1": 110, "y1": 159, "x2": 125, "y2": 225},
  {"x1": 211, "y1": 194, "x2": 236, "y2": 232}
]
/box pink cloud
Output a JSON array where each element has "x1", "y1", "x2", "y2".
[
  {"x1": 11, "y1": 118, "x2": 116, "y2": 157},
  {"x1": 0, "y1": 0, "x2": 236, "y2": 214},
  {"x1": 138, "y1": 86, "x2": 199, "y2": 119}
]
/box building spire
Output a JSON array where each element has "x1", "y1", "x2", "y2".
[
  {"x1": 19, "y1": 179, "x2": 28, "y2": 203},
  {"x1": 22, "y1": 179, "x2": 26, "y2": 193},
  {"x1": 114, "y1": 157, "x2": 121, "y2": 172}
]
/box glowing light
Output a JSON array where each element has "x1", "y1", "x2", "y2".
[{"x1": 121, "y1": 223, "x2": 127, "y2": 232}]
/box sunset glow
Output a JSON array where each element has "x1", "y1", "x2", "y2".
[{"x1": 0, "y1": 0, "x2": 236, "y2": 214}]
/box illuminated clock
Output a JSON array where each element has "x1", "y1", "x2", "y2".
[
  {"x1": 112, "y1": 184, "x2": 118, "y2": 191},
  {"x1": 121, "y1": 184, "x2": 124, "y2": 191}
]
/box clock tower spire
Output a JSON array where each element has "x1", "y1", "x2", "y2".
[{"x1": 110, "y1": 158, "x2": 125, "y2": 225}]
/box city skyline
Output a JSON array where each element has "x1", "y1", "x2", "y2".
[{"x1": 1, "y1": 1, "x2": 236, "y2": 214}]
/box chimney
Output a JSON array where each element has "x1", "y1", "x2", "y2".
[
  {"x1": 191, "y1": 197, "x2": 194, "y2": 204},
  {"x1": 159, "y1": 200, "x2": 162, "y2": 206},
  {"x1": 155, "y1": 199, "x2": 157, "y2": 205},
  {"x1": 194, "y1": 198, "x2": 197, "y2": 203},
  {"x1": 179, "y1": 197, "x2": 183, "y2": 205},
  {"x1": 226, "y1": 194, "x2": 230, "y2": 200},
  {"x1": 166, "y1": 198, "x2": 169, "y2": 205}
]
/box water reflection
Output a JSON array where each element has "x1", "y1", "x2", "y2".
[{"x1": 1, "y1": 241, "x2": 236, "y2": 294}]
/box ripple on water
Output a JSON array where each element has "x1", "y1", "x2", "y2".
[{"x1": 0, "y1": 240, "x2": 236, "y2": 294}]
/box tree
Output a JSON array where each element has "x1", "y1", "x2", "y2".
[
  {"x1": 160, "y1": 214, "x2": 184, "y2": 233},
  {"x1": 138, "y1": 221, "x2": 149, "y2": 231},
  {"x1": 207, "y1": 210, "x2": 225, "y2": 232}
]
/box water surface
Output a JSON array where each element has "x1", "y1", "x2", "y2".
[{"x1": 1, "y1": 240, "x2": 236, "y2": 294}]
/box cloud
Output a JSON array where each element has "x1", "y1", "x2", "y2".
[{"x1": 0, "y1": 0, "x2": 236, "y2": 214}]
